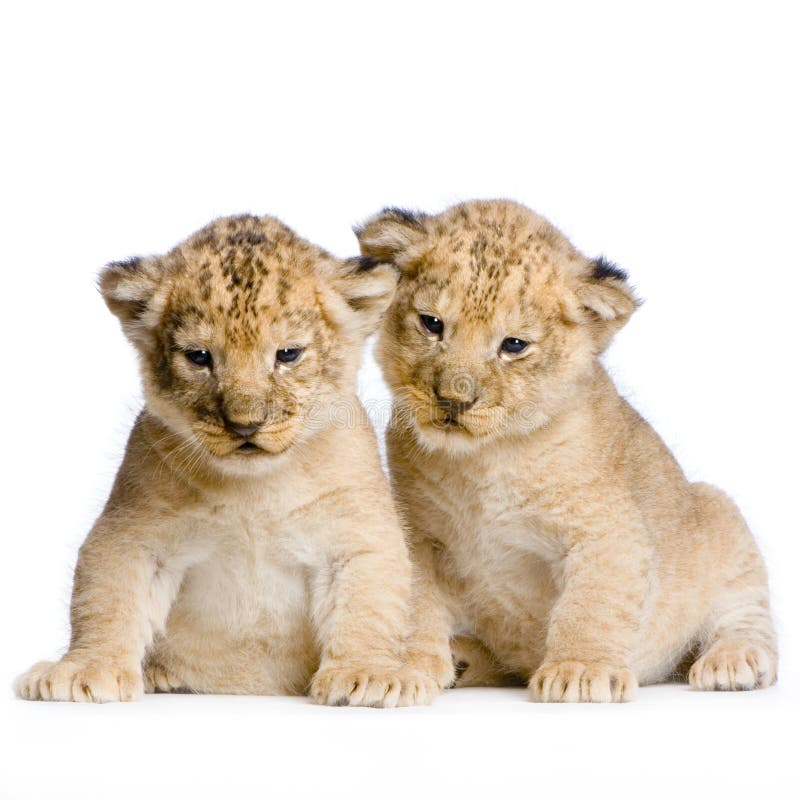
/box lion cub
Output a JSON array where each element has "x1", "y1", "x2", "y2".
[
  {"x1": 357, "y1": 199, "x2": 777, "y2": 701},
  {"x1": 16, "y1": 214, "x2": 436, "y2": 706}
]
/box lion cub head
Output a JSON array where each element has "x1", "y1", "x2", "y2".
[
  {"x1": 101, "y1": 215, "x2": 396, "y2": 475},
  {"x1": 356, "y1": 200, "x2": 637, "y2": 453}
]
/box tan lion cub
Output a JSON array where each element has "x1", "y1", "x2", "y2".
[
  {"x1": 357, "y1": 199, "x2": 777, "y2": 702},
  {"x1": 16, "y1": 214, "x2": 436, "y2": 706}
]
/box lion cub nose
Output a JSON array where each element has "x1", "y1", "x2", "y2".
[
  {"x1": 434, "y1": 390, "x2": 477, "y2": 415},
  {"x1": 226, "y1": 420, "x2": 264, "y2": 438}
]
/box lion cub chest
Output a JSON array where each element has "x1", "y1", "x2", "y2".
[
  {"x1": 420, "y1": 454, "x2": 560, "y2": 563},
  {"x1": 174, "y1": 498, "x2": 318, "y2": 639},
  {"x1": 416, "y1": 459, "x2": 558, "y2": 663}
]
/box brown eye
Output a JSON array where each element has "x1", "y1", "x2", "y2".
[
  {"x1": 420, "y1": 314, "x2": 444, "y2": 336},
  {"x1": 501, "y1": 338, "x2": 528, "y2": 354},
  {"x1": 185, "y1": 349, "x2": 212, "y2": 367},
  {"x1": 276, "y1": 347, "x2": 303, "y2": 364}
]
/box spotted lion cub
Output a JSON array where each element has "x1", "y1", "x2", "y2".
[
  {"x1": 357, "y1": 199, "x2": 777, "y2": 701},
  {"x1": 16, "y1": 215, "x2": 435, "y2": 706}
]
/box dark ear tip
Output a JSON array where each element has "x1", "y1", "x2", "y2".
[
  {"x1": 105, "y1": 256, "x2": 143, "y2": 273},
  {"x1": 344, "y1": 255, "x2": 382, "y2": 272},
  {"x1": 591, "y1": 256, "x2": 628, "y2": 283},
  {"x1": 98, "y1": 256, "x2": 144, "y2": 297},
  {"x1": 354, "y1": 207, "x2": 426, "y2": 238},
  {"x1": 380, "y1": 206, "x2": 426, "y2": 227}
]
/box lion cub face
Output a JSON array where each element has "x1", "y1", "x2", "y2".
[
  {"x1": 102, "y1": 215, "x2": 396, "y2": 475},
  {"x1": 357, "y1": 200, "x2": 637, "y2": 453}
]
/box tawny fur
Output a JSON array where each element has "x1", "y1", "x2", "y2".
[
  {"x1": 357, "y1": 199, "x2": 777, "y2": 702},
  {"x1": 15, "y1": 215, "x2": 442, "y2": 706}
]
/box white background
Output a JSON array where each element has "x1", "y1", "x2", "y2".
[{"x1": 1, "y1": 1, "x2": 798, "y2": 798}]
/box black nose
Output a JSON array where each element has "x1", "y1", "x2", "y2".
[
  {"x1": 226, "y1": 420, "x2": 264, "y2": 438},
  {"x1": 434, "y1": 390, "x2": 477, "y2": 415}
]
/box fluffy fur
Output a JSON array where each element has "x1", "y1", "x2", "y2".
[
  {"x1": 357, "y1": 199, "x2": 777, "y2": 701},
  {"x1": 16, "y1": 214, "x2": 439, "y2": 706}
]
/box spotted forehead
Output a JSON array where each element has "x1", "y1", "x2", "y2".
[
  {"x1": 165, "y1": 216, "x2": 327, "y2": 343},
  {"x1": 419, "y1": 210, "x2": 567, "y2": 323}
]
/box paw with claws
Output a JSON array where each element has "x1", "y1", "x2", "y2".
[
  {"x1": 689, "y1": 642, "x2": 776, "y2": 691},
  {"x1": 143, "y1": 661, "x2": 187, "y2": 694},
  {"x1": 15, "y1": 657, "x2": 143, "y2": 703},
  {"x1": 530, "y1": 660, "x2": 637, "y2": 702},
  {"x1": 310, "y1": 663, "x2": 439, "y2": 707}
]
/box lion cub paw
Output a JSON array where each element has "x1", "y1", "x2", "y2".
[
  {"x1": 143, "y1": 662, "x2": 186, "y2": 694},
  {"x1": 530, "y1": 661, "x2": 637, "y2": 703},
  {"x1": 15, "y1": 658, "x2": 143, "y2": 703},
  {"x1": 310, "y1": 663, "x2": 437, "y2": 708},
  {"x1": 689, "y1": 642, "x2": 776, "y2": 691}
]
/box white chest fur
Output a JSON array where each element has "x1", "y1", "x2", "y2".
[
  {"x1": 419, "y1": 451, "x2": 562, "y2": 565},
  {"x1": 171, "y1": 493, "x2": 321, "y2": 639}
]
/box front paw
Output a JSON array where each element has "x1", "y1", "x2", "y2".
[
  {"x1": 530, "y1": 660, "x2": 637, "y2": 703},
  {"x1": 15, "y1": 658, "x2": 143, "y2": 703},
  {"x1": 310, "y1": 663, "x2": 438, "y2": 708}
]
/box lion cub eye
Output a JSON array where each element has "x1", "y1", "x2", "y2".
[
  {"x1": 419, "y1": 314, "x2": 444, "y2": 337},
  {"x1": 276, "y1": 347, "x2": 303, "y2": 364},
  {"x1": 500, "y1": 338, "x2": 528, "y2": 355},
  {"x1": 185, "y1": 349, "x2": 212, "y2": 367}
]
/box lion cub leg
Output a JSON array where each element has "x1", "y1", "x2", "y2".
[
  {"x1": 402, "y1": 538, "x2": 457, "y2": 692},
  {"x1": 310, "y1": 541, "x2": 438, "y2": 708},
  {"x1": 530, "y1": 518, "x2": 650, "y2": 703},
  {"x1": 688, "y1": 485, "x2": 777, "y2": 691},
  {"x1": 15, "y1": 522, "x2": 183, "y2": 703}
]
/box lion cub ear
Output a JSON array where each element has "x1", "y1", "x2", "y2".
[
  {"x1": 354, "y1": 207, "x2": 429, "y2": 268},
  {"x1": 99, "y1": 256, "x2": 168, "y2": 346},
  {"x1": 328, "y1": 257, "x2": 399, "y2": 337},
  {"x1": 566, "y1": 257, "x2": 639, "y2": 349}
]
